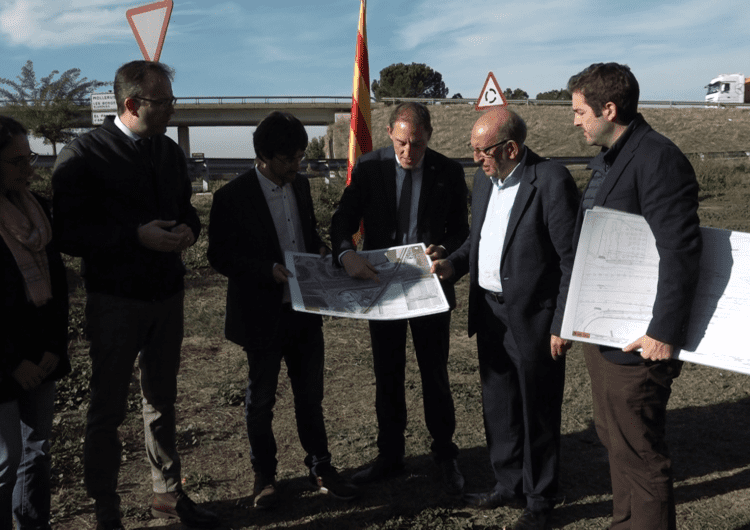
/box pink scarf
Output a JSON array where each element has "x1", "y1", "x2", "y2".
[{"x1": 0, "y1": 189, "x2": 53, "y2": 307}]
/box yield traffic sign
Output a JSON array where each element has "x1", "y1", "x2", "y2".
[{"x1": 126, "y1": 0, "x2": 174, "y2": 62}]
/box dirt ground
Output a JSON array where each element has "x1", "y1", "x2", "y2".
[{"x1": 46, "y1": 141, "x2": 750, "y2": 528}]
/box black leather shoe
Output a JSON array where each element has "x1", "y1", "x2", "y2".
[
  {"x1": 351, "y1": 455, "x2": 405, "y2": 484},
  {"x1": 151, "y1": 490, "x2": 220, "y2": 528},
  {"x1": 464, "y1": 489, "x2": 519, "y2": 509},
  {"x1": 439, "y1": 458, "x2": 465, "y2": 495},
  {"x1": 309, "y1": 465, "x2": 360, "y2": 500},
  {"x1": 96, "y1": 520, "x2": 125, "y2": 530},
  {"x1": 510, "y1": 507, "x2": 551, "y2": 530}
]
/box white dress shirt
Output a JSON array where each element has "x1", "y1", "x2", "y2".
[
  {"x1": 477, "y1": 151, "x2": 527, "y2": 293},
  {"x1": 256, "y1": 167, "x2": 305, "y2": 302}
]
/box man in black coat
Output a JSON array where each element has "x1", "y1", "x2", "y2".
[
  {"x1": 330, "y1": 102, "x2": 469, "y2": 494},
  {"x1": 208, "y1": 111, "x2": 358, "y2": 509},
  {"x1": 567, "y1": 62, "x2": 702, "y2": 530},
  {"x1": 52, "y1": 61, "x2": 214, "y2": 530},
  {"x1": 432, "y1": 107, "x2": 579, "y2": 530}
]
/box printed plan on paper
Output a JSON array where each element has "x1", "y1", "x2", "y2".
[
  {"x1": 285, "y1": 243, "x2": 449, "y2": 320},
  {"x1": 561, "y1": 207, "x2": 750, "y2": 375}
]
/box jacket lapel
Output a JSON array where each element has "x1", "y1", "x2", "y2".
[
  {"x1": 595, "y1": 118, "x2": 650, "y2": 206},
  {"x1": 383, "y1": 146, "x2": 399, "y2": 220},
  {"x1": 292, "y1": 176, "x2": 313, "y2": 252},
  {"x1": 417, "y1": 149, "x2": 437, "y2": 226},
  {"x1": 243, "y1": 170, "x2": 284, "y2": 260},
  {"x1": 501, "y1": 149, "x2": 537, "y2": 264},
  {"x1": 471, "y1": 168, "x2": 492, "y2": 249}
]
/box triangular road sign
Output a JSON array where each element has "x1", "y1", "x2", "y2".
[
  {"x1": 475, "y1": 72, "x2": 507, "y2": 110},
  {"x1": 126, "y1": 0, "x2": 174, "y2": 62}
]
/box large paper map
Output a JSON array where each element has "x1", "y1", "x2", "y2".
[
  {"x1": 285, "y1": 244, "x2": 449, "y2": 320},
  {"x1": 561, "y1": 207, "x2": 750, "y2": 375}
]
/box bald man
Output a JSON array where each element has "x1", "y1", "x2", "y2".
[{"x1": 431, "y1": 108, "x2": 579, "y2": 530}]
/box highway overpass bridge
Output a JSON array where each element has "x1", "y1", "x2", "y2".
[
  {"x1": 1, "y1": 96, "x2": 353, "y2": 156},
  {"x1": 169, "y1": 97, "x2": 352, "y2": 156}
]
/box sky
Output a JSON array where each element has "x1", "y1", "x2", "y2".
[{"x1": 1, "y1": 0, "x2": 749, "y2": 158}]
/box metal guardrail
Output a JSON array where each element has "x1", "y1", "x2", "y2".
[
  {"x1": 6, "y1": 96, "x2": 746, "y2": 108},
  {"x1": 378, "y1": 97, "x2": 739, "y2": 108}
]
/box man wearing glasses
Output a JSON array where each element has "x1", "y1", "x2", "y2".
[
  {"x1": 52, "y1": 61, "x2": 217, "y2": 530},
  {"x1": 431, "y1": 107, "x2": 579, "y2": 530},
  {"x1": 208, "y1": 111, "x2": 359, "y2": 509}
]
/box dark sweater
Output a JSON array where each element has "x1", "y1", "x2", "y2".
[{"x1": 52, "y1": 117, "x2": 200, "y2": 301}]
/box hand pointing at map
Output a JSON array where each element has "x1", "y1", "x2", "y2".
[{"x1": 341, "y1": 251, "x2": 380, "y2": 282}]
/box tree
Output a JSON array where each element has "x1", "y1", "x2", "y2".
[
  {"x1": 0, "y1": 60, "x2": 110, "y2": 155},
  {"x1": 371, "y1": 63, "x2": 449, "y2": 100},
  {"x1": 503, "y1": 88, "x2": 529, "y2": 100},
  {"x1": 535, "y1": 88, "x2": 571, "y2": 101},
  {"x1": 305, "y1": 136, "x2": 326, "y2": 159}
]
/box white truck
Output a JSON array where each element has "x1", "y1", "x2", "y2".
[{"x1": 705, "y1": 73, "x2": 750, "y2": 104}]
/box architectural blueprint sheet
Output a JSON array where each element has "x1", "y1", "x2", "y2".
[
  {"x1": 285, "y1": 243, "x2": 450, "y2": 320},
  {"x1": 561, "y1": 207, "x2": 750, "y2": 375}
]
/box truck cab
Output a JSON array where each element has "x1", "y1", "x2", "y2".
[{"x1": 705, "y1": 73, "x2": 749, "y2": 104}]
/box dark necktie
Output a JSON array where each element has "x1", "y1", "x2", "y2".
[{"x1": 396, "y1": 169, "x2": 412, "y2": 245}]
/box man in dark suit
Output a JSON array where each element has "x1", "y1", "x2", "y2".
[
  {"x1": 208, "y1": 112, "x2": 358, "y2": 508},
  {"x1": 330, "y1": 102, "x2": 469, "y2": 494},
  {"x1": 567, "y1": 63, "x2": 702, "y2": 530},
  {"x1": 431, "y1": 107, "x2": 579, "y2": 530}
]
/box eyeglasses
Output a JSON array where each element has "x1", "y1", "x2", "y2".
[
  {"x1": 136, "y1": 96, "x2": 178, "y2": 107},
  {"x1": 0, "y1": 152, "x2": 38, "y2": 167},
  {"x1": 470, "y1": 139, "x2": 511, "y2": 158}
]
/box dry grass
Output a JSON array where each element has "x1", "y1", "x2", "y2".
[
  {"x1": 329, "y1": 102, "x2": 750, "y2": 160},
  {"x1": 48, "y1": 107, "x2": 750, "y2": 529}
]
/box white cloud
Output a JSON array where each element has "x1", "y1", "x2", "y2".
[
  {"x1": 372, "y1": 0, "x2": 750, "y2": 100},
  {"x1": 0, "y1": 0, "x2": 140, "y2": 48}
]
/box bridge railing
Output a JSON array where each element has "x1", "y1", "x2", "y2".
[
  {"x1": 3, "y1": 96, "x2": 741, "y2": 109},
  {"x1": 174, "y1": 96, "x2": 353, "y2": 105}
]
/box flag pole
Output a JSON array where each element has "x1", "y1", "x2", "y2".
[{"x1": 346, "y1": 0, "x2": 372, "y2": 245}]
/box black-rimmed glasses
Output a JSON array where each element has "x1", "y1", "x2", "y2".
[
  {"x1": 470, "y1": 139, "x2": 511, "y2": 157},
  {"x1": 136, "y1": 96, "x2": 178, "y2": 107}
]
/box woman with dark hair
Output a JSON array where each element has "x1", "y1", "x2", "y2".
[{"x1": 0, "y1": 115, "x2": 70, "y2": 530}]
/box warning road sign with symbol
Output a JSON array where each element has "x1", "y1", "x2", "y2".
[{"x1": 475, "y1": 72, "x2": 507, "y2": 111}]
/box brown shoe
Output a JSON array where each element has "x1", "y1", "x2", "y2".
[
  {"x1": 151, "y1": 490, "x2": 220, "y2": 528},
  {"x1": 253, "y1": 472, "x2": 279, "y2": 509}
]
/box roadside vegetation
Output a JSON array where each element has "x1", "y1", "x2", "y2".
[{"x1": 38, "y1": 104, "x2": 750, "y2": 529}]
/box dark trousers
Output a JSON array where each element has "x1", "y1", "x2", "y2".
[
  {"x1": 476, "y1": 294, "x2": 565, "y2": 511},
  {"x1": 244, "y1": 309, "x2": 331, "y2": 477},
  {"x1": 83, "y1": 291, "x2": 184, "y2": 523},
  {"x1": 368, "y1": 311, "x2": 458, "y2": 460},
  {"x1": 584, "y1": 343, "x2": 681, "y2": 530}
]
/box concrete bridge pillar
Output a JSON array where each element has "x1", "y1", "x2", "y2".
[{"x1": 177, "y1": 125, "x2": 190, "y2": 156}]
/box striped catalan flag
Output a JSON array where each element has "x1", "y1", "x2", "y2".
[
  {"x1": 347, "y1": 0, "x2": 372, "y2": 187},
  {"x1": 347, "y1": 0, "x2": 371, "y2": 245}
]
